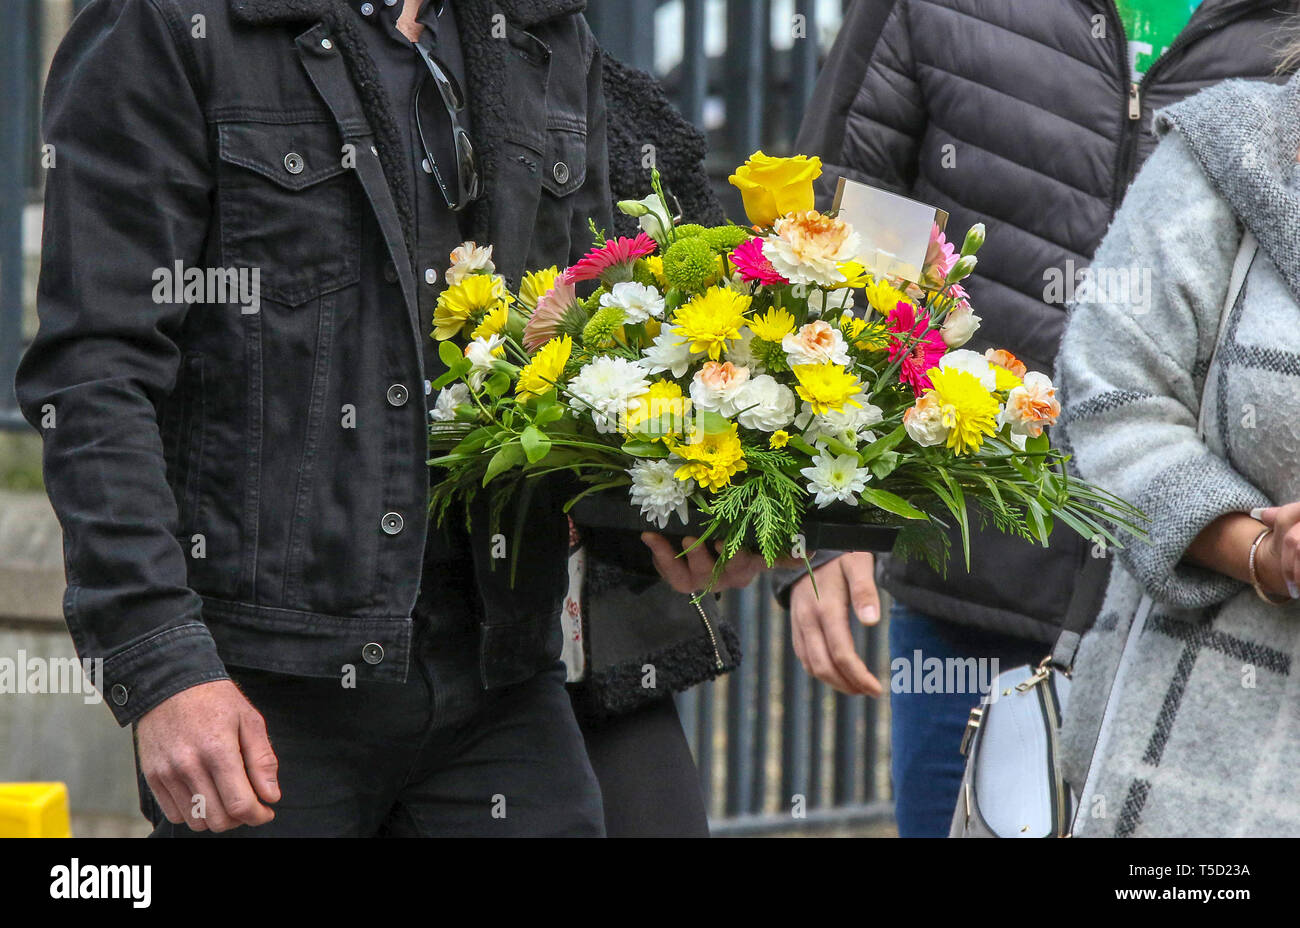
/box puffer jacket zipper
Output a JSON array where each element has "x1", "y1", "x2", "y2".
[
  {"x1": 1104, "y1": 0, "x2": 1260, "y2": 210},
  {"x1": 693, "y1": 599, "x2": 725, "y2": 670}
]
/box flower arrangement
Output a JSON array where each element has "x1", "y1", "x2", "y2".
[{"x1": 426, "y1": 152, "x2": 1144, "y2": 590}]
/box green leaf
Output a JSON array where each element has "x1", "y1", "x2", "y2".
[
  {"x1": 859, "y1": 487, "x2": 928, "y2": 520},
  {"x1": 484, "y1": 371, "x2": 511, "y2": 397},
  {"x1": 867, "y1": 450, "x2": 899, "y2": 480},
  {"x1": 482, "y1": 443, "x2": 524, "y2": 486},
  {"x1": 438, "y1": 339, "x2": 463, "y2": 370},
  {"x1": 860, "y1": 425, "x2": 907, "y2": 463},
  {"x1": 520, "y1": 426, "x2": 551, "y2": 464},
  {"x1": 696, "y1": 409, "x2": 732, "y2": 434},
  {"x1": 621, "y1": 439, "x2": 669, "y2": 459}
]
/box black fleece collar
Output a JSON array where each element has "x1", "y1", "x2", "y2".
[{"x1": 230, "y1": 0, "x2": 587, "y2": 29}]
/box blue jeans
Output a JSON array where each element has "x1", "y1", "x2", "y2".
[{"x1": 888, "y1": 602, "x2": 1044, "y2": 837}]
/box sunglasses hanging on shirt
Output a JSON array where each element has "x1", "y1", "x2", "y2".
[{"x1": 412, "y1": 32, "x2": 481, "y2": 212}]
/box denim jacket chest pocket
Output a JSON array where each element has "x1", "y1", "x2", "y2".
[{"x1": 215, "y1": 119, "x2": 361, "y2": 306}]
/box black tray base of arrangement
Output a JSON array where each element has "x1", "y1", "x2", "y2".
[{"x1": 568, "y1": 489, "x2": 902, "y2": 559}]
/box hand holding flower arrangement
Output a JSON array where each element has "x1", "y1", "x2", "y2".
[{"x1": 427, "y1": 153, "x2": 1145, "y2": 593}]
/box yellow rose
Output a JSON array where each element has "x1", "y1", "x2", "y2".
[{"x1": 728, "y1": 151, "x2": 822, "y2": 228}]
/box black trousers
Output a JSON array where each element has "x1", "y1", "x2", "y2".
[
  {"x1": 144, "y1": 629, "x2": 604, "y2": 837},
  {"x1": 577, "y1": 695, "x2": 710, "y2": 838}
]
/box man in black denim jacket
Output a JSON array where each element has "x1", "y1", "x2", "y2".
[{"x1": 17, "y1": 0, "x2": 759, "y2": 837}]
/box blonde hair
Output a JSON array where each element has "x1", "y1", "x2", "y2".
[{"x1": 1278, "y1": 18, "x2": 1300, "y2": 74}]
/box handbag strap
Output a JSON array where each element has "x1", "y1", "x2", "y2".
[{"x1": 1048, "y1": 229, "x2": 1259, "y2": 673}]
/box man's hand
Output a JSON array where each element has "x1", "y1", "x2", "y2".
[
  {"x1": 642, "y1": 533, "x2": 770, "y2": 594},
  {"x1": 136, "y1": 679, "x2": 281, "y2": 833},
  {"x1": 789, "y1": 553, "x2": 882, "y2": 696}
]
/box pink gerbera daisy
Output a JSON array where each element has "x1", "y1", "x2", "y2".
[
  {"x1": 562, "y1": 232, "x2": 657, "y2": 286},
  {"x1": 887, "y1": 301, "x2": 946, "y2": 392},
  {"x1": 730, "y1": 235, "x2": 787, "y2": 286},
  {"x1": 524, "y1": 278, "x2": 580, "y2": 351},
  {"x1": 922, "y1": 223, "x2": 957, "y2": 287}
]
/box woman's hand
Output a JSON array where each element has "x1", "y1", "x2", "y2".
[
  {"x1": 641, "y1": 533, "x2": 780, "y2": 593},
  {"x1": 1253, "y1": 504, "x2": 1300, "y2": 598}
]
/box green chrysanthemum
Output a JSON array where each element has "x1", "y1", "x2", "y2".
[
  {"x1": 663, "y1": 236, "x2": 721, "y2": 292},
  {"x1": 752, "y1": 337, "x2": 790, "y2": 373},
  {"x1": 700, "y1": 225, "x2": 751, "y2": 254},
  {"x1": 631, "y1": 261, "x2": 661, "y2": 289},
  {"x1": 582, "y1": 304, "x2": 626, "y2": 348},
  {"x1": 673, "y1": 223, "x2": 708, "y2": 239}
]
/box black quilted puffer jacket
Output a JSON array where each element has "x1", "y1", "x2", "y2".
[{"x1": 796, "y1": 0, "x2": 1299, "y2": 645}]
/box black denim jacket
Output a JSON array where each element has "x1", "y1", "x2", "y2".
[{"x1": 16, "y1": 0, "x2": 612, "y2": 725}]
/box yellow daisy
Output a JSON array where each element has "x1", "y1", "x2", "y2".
[
  {"x1": 747, "y1": 306, "x2": 796, "y2": 343},
  {"x1": 471, "y1": 302, "x2": 509, "y2": 340},
  {"x1": 925, "y1": 366, "x2": 1000, "y2": 455},
  {"x1": 832, "y1": 260, "x2": 871, "y2": 290},
  {"x1": 519, "y1": 266, "x2": 560, "y2": 311},
  {"x1": 792, "y1": 363, "x2": 864, "y2": 416},
  {"x1": 671, "y1": 423, "x2": 748, "y2": 492},
  {"x1": 769, "y1": 430, "x2": 790, "y2": 449},
  {"x1": 623, "y1": 380, "x2": 691, "y2": 438},
  {"x1": 434, "y1": 274, "x2": 508, "y2": 341},
  {"x1": 516, "y1": 334, "x2": 572, "y2": 400},
  {"x1": 672, "y1": 288, "x2": 751, "y2": 360},
  {"x1": 861, "y1": 276, "x2": 912, "y2": 317}
]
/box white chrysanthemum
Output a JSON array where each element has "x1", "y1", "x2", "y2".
[
  {"x1": 734, "y1": 374, "x2": 797, "y2": 432},
  {"x1": 627, "y1": 458, "x2": 694, "y2": 529},
  {"x1": 795, "y1": 395, "x2": 883, "y2": 446},
  {"x1": 568, "y1": 355, "x2": 651, "y2": 432},
  {"x1": 464, "y1": 333, "x2": 505, "y2": 389},
  {"x1": 430, "y1": 383, "x2": 471, "y2": 422},
  {"x1": 639, "y1": 323, "x2": 704, "y2": 378},
  {"x1": 724, "y1": 327, "x2": 765, "y2": 374},
  {"x1": 938, "y1": 348, "x2": 997, "y2": 391},
  {"x1": 782, "y1": 321, "x2": 851, "y2": 367},
  {"x1": 600, "y1": 281, "x2": 664, "y2": 324},
  {"x1": 800, "y1": 449, "x2": 871, "y2": 508}
]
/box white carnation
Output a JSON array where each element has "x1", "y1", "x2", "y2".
[
  {"x1": 600, "y1": 281, "x2": 664, "y2": 324},
  {"x1": 938, "y1": 348, "x2": 997, "y2": 391},
  {"x1": 734, "y1": 374, "x2": 797, "y2": 432},
  {"x1": 430, "y1": 383, "x2": 470, "y2": 422},
  {"x1": 799, "y1": 449, "x2": 872, "y2": 508},
  {"x1": 639, "y1": 323, "x2": 703, "y2": 378},
  {"x1": 941, "y1": 304, "x2": 981, "y2": 348}
]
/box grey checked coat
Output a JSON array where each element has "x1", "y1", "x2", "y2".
[{"x1": 1057, "y1": 74, "x2": 1300, "y2": 836}]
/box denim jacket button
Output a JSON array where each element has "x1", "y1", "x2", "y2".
[
  {"x1": 283, "y1": 152, "x2": 304, "y2": 175},
  {"x1": 552, "y1": 161, "x2": 570, "y2": 185},
  {"x1": 110, "y1": 683, "x2": 129, "y2": 707},
  {"x1": 381, "y1": 511, "x2": 404, "y2": 535},
  {"x1": 361, "y1": 642, "x2": 384, "y2": 665},
  {"x1": 386, "y1": 384, "x2": 409, "y2": 407}
]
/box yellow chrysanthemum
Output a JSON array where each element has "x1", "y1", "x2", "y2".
[
  {"x1": 792, "y1": 363, "x2": 864, "y2": 416},
  {"x1": 838, "y1": 314, "x2": 889, "y2": 351},
  {"x1": 519, "y1": 266, "x2": 560, "y2": 311},
  {"x1": 643, "y1": 255, "x2": 668, "y2": 289},
  {"x1": 769, "y1": 430, "x2": 790, "y2": 449},
  {"x1": 832, "y1": 260, "x2": 871, "y2": 290},
  {"x1": 671, "y1": 423, "x2": 748, "y2": 492},
  {"x1": 624, "y1": 380, "x2": 691, "y2": 439},
  {"x1": 515, "y1": 334, "x2": 572, "y2": 400},
  {"x1": 672, "y1": 288, "x2": 751, "y2": 360},
  {"x1": 861, "y1": 276, "x2": 912, "y2": 317},
  {"x1": 747, "y1": 306, "x2": 796, "y2": 343},
  {"x1": 471, "y1": 302, "x2": 509, "y2": 340},
  {"x1": 925, "y1": 366, "x2": 1000, "y2": 455},
  {"x1": 434, "y1": 274, "x2": 508, "y2": 341},
  {"x1": 992, "y1": 365, "x2": 1023, "y2": 392}
]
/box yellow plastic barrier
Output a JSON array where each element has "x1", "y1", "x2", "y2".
[{"x1": 0, "y1": 783, "x2": 72, "y2": 837}]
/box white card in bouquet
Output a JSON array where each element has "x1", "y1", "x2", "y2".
[{"x1": 831, "y1": 177, "x2": 948, "y2": 285}]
